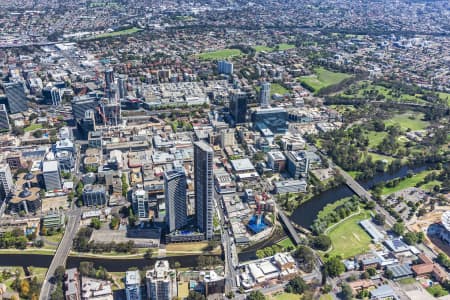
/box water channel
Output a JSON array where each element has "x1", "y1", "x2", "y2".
[
  {"x1": 239, "y1": 164, "x2": 431, "y2": 261},
  {"x1": 0, "y1": 165, "x2": 432, "y2": 267},
  {"x1": 0, "y1": 253, "x2": 220, "y2": 272}
]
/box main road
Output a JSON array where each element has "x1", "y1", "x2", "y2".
[{"x1": 39, "y1": 208, "x2": 81, "y2": 300}]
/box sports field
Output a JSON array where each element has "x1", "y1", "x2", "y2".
[
  {"x1": 299, "y1": 67, "x2": 352, "y2": 93},
  {"x1": 327, "y1": 211, "x2": 372, "y2": 258},
  {"x1": 197, "y1": 49, "x2": 243, "y2": 60}
]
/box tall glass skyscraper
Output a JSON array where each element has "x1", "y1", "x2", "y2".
[
  {"x1": 3, "y1": 81, "x2": 28, "y2": 113},
  {"x1": 259, "y1": 82, "x2": 271, "y2": 108},
  {"x1": 164, "y1": 168, "x2": 187, "y2": 232},
  {"x1": 194, "y1": 141, "x2": 214, "y2": 240}
]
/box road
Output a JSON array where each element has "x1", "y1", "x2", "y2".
[
  {"x1": 214, "y1": 190, "x2": 238, "y2": 293},
  {"x1": 314, "y1": 147, "x2": 397, "y2": 228},
  {"x1": 337, "y1": 166, "x2": 396, "y2": 227},
  {"x1": 39, "y1": 208, "x2": 81, "y2": 300}
]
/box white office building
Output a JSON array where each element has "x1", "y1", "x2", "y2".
[
  {"x1": 0, "y1": 163, "x2": 14, "y2": 199},
  {"x1": 146, "y1": 260, "x2": 177, "y2": 300},
  {"x1": 125, "y1": 270, "x2": 141, "y2": 300}
]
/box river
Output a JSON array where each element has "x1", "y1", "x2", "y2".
[
  {"x1": 0, "y1": 254, "x2": 221, "y2": 272},
  {"x1": 290, "y1": 164, "x2": 430, "y2": 228},
  {"x1": 239, "y1": 164, "x2": 431, "y2": 261}
]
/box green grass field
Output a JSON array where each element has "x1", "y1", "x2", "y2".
[
  {"x1": 427, "y1": 284, "x2": 449, "y2": 297},
  {"x1": 339, "y1": 82, "x2": 427, "y2": 104},
  {"x1": 253, "y1": 43, "x2": 295, "y2": 52},
  {"x1": 276, "y1": 237, "x2": 295, "y2": 249},
  {"x1": 197, "y1": 49, "x2": 243, "y2": 60},
  {"x1": 367, "y1": 153, "x2": 395, "y2": 164},
  {"x1": 255, "y1": 83, "x2": 289, "y2": 96},
  {"x1": 319, "y1": 295, "x2": 334, "y2": 300},
  {"x1": 90, "y1": 27, "x2": 142, "y2": 39},
  {"x1": 299, "y1": 67, "x2": 352, "y2": 93},
  {"x1": 420, "y1": 180, "x2": 441, "y2": 191},
  {"x1": 317, "y1": 197, "x2": 351, "y2": 219},
  {"x1": 348, "y1": 171, "x2": 362, "y2": 179},
  {"x1": 384, "y1": 112, "x2": 429, "y2": 131},
  {"x1": 381, "y1": 170, "x2": 436, "y2": 195},
  {"x1": 24, "y1": 123, "x2": 42, "y2": 132},
  {"x1": 271, "y1": 292, "x2": 301, "y2": 300},
  {"x1": 367, "y1": 131, "x2": 388, "y2": 149},
  {"x1": 327, "y1": 211, "x2": 372, "y2": 258},
  {"x1": 438, "y1": 92, "x2": 450, "y2": 105},
  {"x1": 254, "y1": 45, "x2": 274, "y2": 52}
]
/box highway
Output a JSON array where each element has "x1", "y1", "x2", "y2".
[{"x1": 39, "y1": 208, "x2": 81, "y2": 300}]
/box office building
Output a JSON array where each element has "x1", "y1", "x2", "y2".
[
  {"x1": 118, "y1": 75, "x2": 127, "y2": 99},
  {"x1": 229, "y1": 90, "x2": 248, "y2": 124},
  {"x1": 104, "y1": 68, "x2": 114, "y2": 91},
  {"x1": 164, "y1": 168, "x2": 188, "y2": 232},
  {"x1": 146, "y1": 260, "x2": 177, "y2": 300},
  {"x1": 217, "y1": 60, "x2": 233, "y2": 75},
  {"x1": 251, "y1": 107, "x2": 288, "y2": 134},
  {"x1": 285, "y1": 150, "x2": 310, "y2": 179},
  {"x1": 125, "y1": 270, "x2": 141, "y2": 300},
  {"x1": 0, "y1": 163, "x2": 14, "y2": 199},
  {"x1": 82, "y1": 185, "x2": 107, "y2": 207},
  {"x1": 274, "y1": 179, "x2": 307, "y2": 194},
  {"x1": 194, "y1": 141, "x2": 214, "y2": 240},
  {"x1": 132, "y1": 189, "x2": 149, "y2": 220},
  {"x1": 65, "y1": 268, "x2": 81, "y2": 300},
  {"x1": 72, "y1": 95, "x2": 98, "y2": 120},
  {"x1": 43, "y1": 86, "x2": 61, "y2": 106},
  {"x1": 259, "y1": 82, "x2": 271, "y2": 108},
  {"x1": 81, "y1": 277, "x2": 113, "y2": 300},
  {"x1": 267, "y1": 151, "x2": 286, "y2": 172},
  {"x1": 0, "y1": 104, "x2": 10, "y2": 131},
  {"x1": 42, "y1": 160, "x2": 62, "y2": 191},
  {"x1": 80, "y1": 109, "x2": 96, "y2": 134},
  {"x1": 3, "y1": 81, "x2": 28, "y2": 113},
  {"x1": 100, "y1": 99, "x2": 121, "y2": 126},
  {"x1": 220, "y1": 128, "x2": 235, "y2": 148}
]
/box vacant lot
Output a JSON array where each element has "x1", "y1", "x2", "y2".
[
  {"x1": 197, "y1": 49, "x2": 243, "y2": 60},
  {"x1": 299, "y1": 67, "x2": 352, "y2": 93},
  {"x1": 327, "y1": 211, "x2": 372, "y2": 258}
]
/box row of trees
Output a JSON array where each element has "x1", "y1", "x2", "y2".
[{"x1": 311, "y1": 196, "x2": 360, "y2": 235}]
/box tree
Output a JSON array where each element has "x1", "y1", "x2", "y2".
[
  {"x1": 90, "y1": 218, "x2": 101, "y2": 230},
  {"x1": 121, "y1": 173, "x2": 129, "y2": 197},
  {"x1": 32, "y1": 129, "x2": 43, "y2": 138},
  {"x1": 340, "y1": 283, "x2": 353, "y2": 300},
  {"x1": 54, "y1": 266, "x2": 66, "y2": 282},
  {"x1": 186, "y1": 291, "x2": 206, "y2": 300},
  {"x1": 20, "y1": 279, "x2": 30, "y2": 297},
  {"x1": 246, "y1": 291, "x2": 266, "y2": 300},
  {"x1": 284, "y1": 276, "x2": 308, "y2": 294},
  {"x1": 311, "y1": 235, "x2": 332, "y2": 251},
  {"x1": 293, "y1": 246, "x2": 316, "y2": 273},
  {"x1": 373, "y1": 213, "x2": 385, "y2": 226},
  {"x1": 324, "y1": 256, "x2": 345, "y2": 277},
  {"x1": 392, "y1": 222, "x2": 405, "y2": 236}
]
